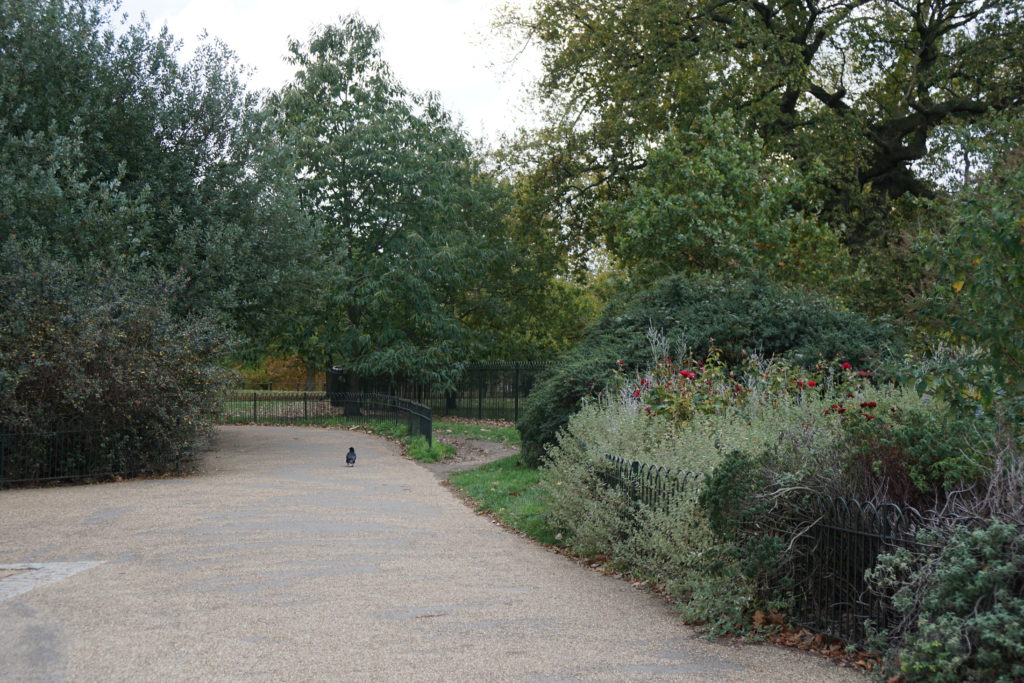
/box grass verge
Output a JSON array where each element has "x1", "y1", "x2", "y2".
[
  {"x1": 448, "y1": 455, "x2": 558, "y2": 545},
  {"x1": 434, "y1": 419, "x2": 521, "y2": 446},
  {"x1": 406, "y1": 436, "x2": 456, "y2": 462}
]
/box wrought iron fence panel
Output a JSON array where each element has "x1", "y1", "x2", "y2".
[
  {"x1": 218, "y1": 391, "x2": 432, "y2": 445},
  {"x1": 596, "y1": 451, "x2": 992, "y2": 647},
  {"x1": 601, "y1": 453, "x2": 704, "y2": 511},
  {"x1": 324, "y1": 362, "x2": 554, "y2": 423},
  {"x1": 774, "y1": 495, "x2": 930, "y2": 645},
  {"x1": 0, "y1": 420, "x2": 180, "y2": 487}
]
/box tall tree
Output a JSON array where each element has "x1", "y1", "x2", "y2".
[
  {"x1": 266, "y1": 16, "x2": 545, "y2": 386},
  {"x1": 503, "y1": 0, "x2": 1024, "y2": 259},
  {"x1": 0, "y1": 0, "x2": 315, "y2": 353}
]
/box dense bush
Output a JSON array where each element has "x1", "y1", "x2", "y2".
[
  {"x1": 540, "y1": 398, "x2": 758, "y2": 632},
  {"x1": 0, "y1": 240, "x2": 231, "y2": 475},
  {"x1": 519, "y1": 274, "x2": 901, "y2": 465},
  {"x1": 836, "y1": 404, "x2": 997, "y2": 508},
  {"x1": 869, "y1": 521, "x2": 1024, "y2": 682},
  {"x1": 537, "y1": 348, "x2": 1008, "y2": 637}
]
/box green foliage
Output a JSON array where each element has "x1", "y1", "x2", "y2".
[
  {"x1": 0, "y1": 240, "x2": 231, "y2": 471},
  {"x1": 838, "y1": 404, "x2": 995, "y2": 507},
  {"x1": 870, "y1": 522, "x2": 1024, "y2": 682},
  {"x1": 600, "y1": 115, "x2": 850, "y2": 290},
  {"x1": 0, "y1": 0, "x2": 316, "y2": 356},
  {"x1": 448, "y1": 455, "x2": 557, "y2": 545},
  {"x1": 519, "y1": 274, "x2": 900, "y2": 465},
  {"x1": 505, "y1": 0, "x2": 1024, "y2": 260},
  {"x1": 539, "y1": 397, "x2": 758, "y2": 632},
  {"x1": 919, "y1": 118, "x2": 1024, "y2": 411},
  {"x1": 265, "y1": 15, "x2": 550, "y2": 382}
]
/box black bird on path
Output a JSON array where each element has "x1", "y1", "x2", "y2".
[{"x1": 346, "y1": 447, "x2": 357, "y2": 467}]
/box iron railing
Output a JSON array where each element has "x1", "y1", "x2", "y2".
[
  {"x1": 773, "y1": 495, "x2": 933, "y2": 645},
  {"x1": 2, "y1": 391, "x2": 432, "y2": 487},
  {"x1": 0, "y1": 421, "x2": 186, "y2": 487},
  {"x1": 219, "y1": 391, "x2": 432, "y2": 445},
  {"x1": 601, "y1": 453, "x2": 704, "y2": 509},
  {"x1": 598, "y1": 452, "x2": 976, "y2": 647},
  {"x1": 329, "y1": 362, "x2": 553, "y2": 423}
]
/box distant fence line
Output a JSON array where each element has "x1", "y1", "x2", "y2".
[
  {"x1": 326, "y1": 362, "x2": 555, "y2": 423},
  {"x1": 599, "y1": 452, "x2": 977, "y2": 647},
  {"x1": 219, "y1": 391, "x2": 432, "y2": 446},
  {"x1": 1, "y1": 391, "x2": 432, "y2": 488}
]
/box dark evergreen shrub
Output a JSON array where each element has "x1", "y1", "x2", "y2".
[{"x1": 0, "y1": 240, "x2": 231, "y2": 478}]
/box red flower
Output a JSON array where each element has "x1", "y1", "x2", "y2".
[
  {"x1": 807, "y1": 380, "x2": 817, "y2": 387},
  {"x1": 632, "y1": 389, "x2": 641, "y2": 398},
  {"x1": 863, "y1": 414, "x2": 876, "y2": 420},
  {"x1": 618, "y1": 360, "x2": 625, "y2": 366},
  {"x1": 841, "y1": 362, "x2": 852, "y2": 370}
]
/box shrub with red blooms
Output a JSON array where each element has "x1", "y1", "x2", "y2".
[{"x1": 517, "y1": 273, "x2": 902, "y2": 466}]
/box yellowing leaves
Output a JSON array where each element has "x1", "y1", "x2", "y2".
[{"x1": 952, "y1": 280, "x2": 965, "y2": 293}]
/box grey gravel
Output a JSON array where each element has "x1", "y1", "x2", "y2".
[{"x1": 0, "y1": 425, "x2": 863, "y2": 682}]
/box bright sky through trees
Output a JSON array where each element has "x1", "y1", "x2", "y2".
[{"x1": 117, "y1": 0, "x2": 540, "y2": 141}]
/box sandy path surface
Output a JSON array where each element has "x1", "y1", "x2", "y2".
[{"x1": 0, "y1": 425, "x2": 861, "y2": 682}]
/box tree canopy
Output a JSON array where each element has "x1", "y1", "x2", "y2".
[
  {"x1": 503, "y1": 0, "x2": 1024, "y2": 270},
  {"x1": 0, "y1": 0, "x2": 318, "y2": 354},
  {"x1": 264, "y1": 16, "x2": 568, "y2": 386}
]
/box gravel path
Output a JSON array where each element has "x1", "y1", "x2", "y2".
[{"x1": 0, "y1": 425, "x2": 862, "y2": 682}]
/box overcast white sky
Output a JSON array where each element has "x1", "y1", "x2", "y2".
[{"x1": 116, "y1": 0, "x2": 541, "y2": 142}]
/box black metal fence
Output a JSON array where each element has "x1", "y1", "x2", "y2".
[
  {"x1": 777, "y1": 495, "x2": 938, "y2": 645},
  {"x1": 0, "y1": 421, "x2": 184, "y2": 487},
  {"x1": 219, "y1": 391, "x2": 432, "y2": 445},
  {"x1": 1, "y1": 391, "x2": 432, "y2": 487},
  {"x1": 334, "y1": 362, "x2": 553, "y2": 423},
  {"x1": 599, "y1": 452, "x2": 961, "y2": 647},
  {"x1": 602, "y1": 453, "x2": 705, "y2": 508}
]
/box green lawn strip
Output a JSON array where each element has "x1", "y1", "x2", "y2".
[
  {"x1": 448, "y1": 455, "x2": 558, "y2": 545},
  {"x1": 349, "y1": 420, "x2": 454, "y2": 462},
  {"x1": 433, "y1": 419, "x2": 521, "y2": 446},
  {"x1": 406, "y1": 436, "x2": 456, "y2": 462}
]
